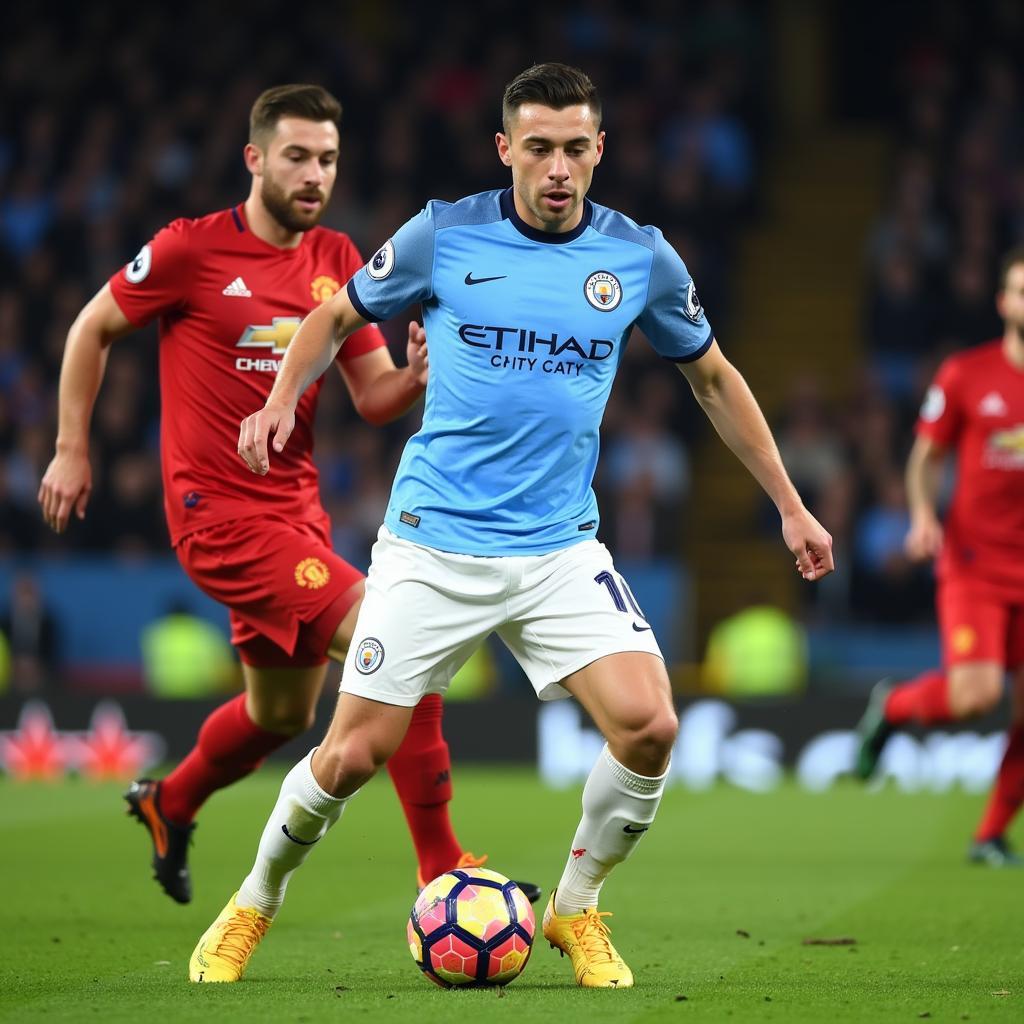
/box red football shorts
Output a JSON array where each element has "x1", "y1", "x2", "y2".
[
  {"x1": 175, "y1": 511, "x2": 364, "y2": 668},
  {"x1": 937, "y1": 574, "x2": 1024, "y2": 670}
]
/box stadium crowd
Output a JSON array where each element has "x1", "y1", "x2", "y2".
[
  {"x1": 786, "y1": 3, "x2": 1024, "y2": 624},
  {"x1": 3, "y1": 0, "x2": 1024, "y2": 682},
  {"x1": 0, "y1": 0, "x2": 763, "y2": 569}
]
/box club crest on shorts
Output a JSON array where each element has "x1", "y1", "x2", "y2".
[
  {"x1": 584, "y1": 270, "x2": 622, "y2": 312},
  {"x1": 367, "y1": 240, "x2": 395, "y2": 280},
  {"x1": 951, "y1": 624, "x2": 976, "y2": 656},
  {"x1": 294, "y1": 557, "x2": 330, "y2": 589},
  {"x1": 355, "y1": 637, "x2": 385, "y2": 674}
]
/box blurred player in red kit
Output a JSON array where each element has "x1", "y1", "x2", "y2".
[
  {"x1": 856, "y1": 246, "x2": 1024, "y2": 866},
  {"x1": 38, "y1": 83, "x2": 539, "y2": 904}
]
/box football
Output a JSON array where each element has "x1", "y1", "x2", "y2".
[{"x1": 407, "y1": 867, "x2": 535, "y2": 988}]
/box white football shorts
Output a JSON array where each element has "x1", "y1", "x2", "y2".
[{"x1": 340, "y1": 526, "x2": 664, "y2": 706}]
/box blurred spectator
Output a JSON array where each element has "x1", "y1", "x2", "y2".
[
  {"x1": 82, "y1": 452, "x2": 168, "y2": 555},
  {"x1": 866, "y1": 249, "x2": 934, "y2": 396},
  {"x1": 603, "y1": 372, "x2": 690, "y2": 561},
  {"x1": 775, "y1": 373, "x2": 846, "y2": 514},
  {"x1": 0, "y1": 1, "x2": 764, "y2": 571},
  {"x1": 849, "y1": 470, "x2": 933, "y2": 623},
  {"x1": 847, "y1": 0, "x2": 1024, "y2": 628},
  {"x1": 867, "y1": 152, "x2": 948, "y2": 276},
  {"x1": 940, "y1": 253, "x2": 1004, "y2": 346},
  {"x1": 0, "y1": 573, "x2": 59, "y2": 693},
  {"x1": 662, "y1": 77, "x2": 754, "y2": 203},
  {"x1": 0, "y1": 628, "x2": 9, "y2": 694}
]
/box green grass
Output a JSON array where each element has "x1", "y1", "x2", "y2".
[{"x1": 0, "y1": 768, "x2": 1021, "y2": 1023}]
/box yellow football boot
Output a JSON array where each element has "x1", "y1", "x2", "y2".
[
  {"x1": 542, "y1": 893, "x2": 634, "y2": 988},
  {"x1": 189, "y1": 892, "x2": 272, "y2": 982}
]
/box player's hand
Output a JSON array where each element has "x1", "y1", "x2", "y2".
[
  {"x1": 781, "y1": 506, "x2": 834, "y2": 581},
  {"x1": 905, "y1": 511, "x2": 943, "y2": 561},
  {"x1": 38, "y1": 447, "x2": 92, "y2": 533},
  {"x1": 237, "y1": 402, "x2": 296, "y2": 475},
  {"x1": 406, "y1": 320, "x2": 428, "y2": 388}
]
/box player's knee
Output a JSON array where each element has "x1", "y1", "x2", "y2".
[
  {"x1": 314, "y1": 734, "x2": 382, "y2": 796},
  {"x1": 617, "y1": 707, "x2": 678, "y2": 773},
  {"x1": 644, "y1": 706, "x2": 679, "y2": 756},
  {"x1": 252, "y1": 705, "x2": 317, "y2": 737}
]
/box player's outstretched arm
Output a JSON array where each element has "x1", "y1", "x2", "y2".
[
  {"x1": 336, "y1": 320, "x2": 428, "y2": 427},
  {"x1": 677, "y1": 340, "x2": 834, "y2": 581},
  {"x1": 904, "y1": 435, "x2": 945, "y2": 561},
  {"x1": 38, "y1": 284, "x2": 135, "y2": 532},
  {"x1": 237, "y1": 287, "x2": 367, "y2": 474}
]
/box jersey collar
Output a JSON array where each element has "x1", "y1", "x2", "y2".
[{"x1": 500, "y1": 188, "x2": 592, "y2": 244}]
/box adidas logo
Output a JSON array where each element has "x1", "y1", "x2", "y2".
[
  {"x1": 979, "y1": 391, "x2": 1008, "y2": 417},
  {"x1": 222, "y1": 277, "x2": 252, "y2": 297}
]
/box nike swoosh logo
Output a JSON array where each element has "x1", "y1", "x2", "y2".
[
  {"x1": 281, "y1": 823, "x2": 320, "y2": 846},
  {"x1": 623, "y1": 823, "x2": 649, "y2": 835},
  {"x1": 632, "y1": 623, "x2": 651, "y2": 632},
  {"x1": 464, "y1": 273, "x2": 507, "y2": 285}
]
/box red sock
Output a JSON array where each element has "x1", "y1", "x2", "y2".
[
  {"x1": 387, "y1": 693, "x2": 463, "y2": 883},
  {"x1": 159, "y1": 693, "x2": 290, "y2": 825},
  {"x1": 883, "y1": 670, "x2": 952, "y2": 726},
  {"x1": 975, "y1": 725, "x2": 1024, "y2": 842}
]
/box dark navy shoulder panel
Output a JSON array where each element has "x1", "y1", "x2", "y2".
[
  {"x1": 587, "y1": 201, "x2": 658, "y2": 252},
  {"x1": 433, "y1": 190, "x2": 505, "y2": 231}
]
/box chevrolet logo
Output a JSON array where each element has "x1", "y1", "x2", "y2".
[
  {"x1": 991, "y1": 425, "x2": 1024, "y2": 453},
  {"x1": 236, "y1": 317, "x2": 302, "y2": 354}
]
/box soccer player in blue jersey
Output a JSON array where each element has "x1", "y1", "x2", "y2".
[{"x1": 190, "y1": 63, "x2": 833, "y2": 988}]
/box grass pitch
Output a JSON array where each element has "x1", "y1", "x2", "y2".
[{"x1": 1, "y1": 767, "x2": 1021, "y2": 1023}]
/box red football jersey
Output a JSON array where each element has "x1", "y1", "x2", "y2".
[
  {"x1": 108, "y1": 205, "x2": 385, "y2": 545},
  {"x1": 916, "y1": 340, "x2": 1024, "y2": 588}
]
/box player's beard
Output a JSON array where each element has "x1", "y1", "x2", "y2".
[{"x1": 261, "y1": 174, "x2": 328, "y2": 234}]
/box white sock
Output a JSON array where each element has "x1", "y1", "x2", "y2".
[
  {"x1": 554, "y1": 744, "x2": 668, "y2": 916},
  {"x1": 236, "y1": 749, "x2": 349, "y2": 917}
]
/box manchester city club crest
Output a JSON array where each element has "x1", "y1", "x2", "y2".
[
  {"x1": 583, "y1": 270, "x2": 622, "y2": 311},
  {"x1": 367, "y1": 240, "x2": 395, "y2": 280},
  {"x1": 354, "y1": 637, "x2": 385, "y2": 674}
]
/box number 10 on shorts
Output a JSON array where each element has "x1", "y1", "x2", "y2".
[{"x1": 594, "y1": 571, "x2": 650, "y2": 630}]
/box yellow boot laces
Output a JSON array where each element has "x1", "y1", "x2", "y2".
[
  {"x1": 571, "y1": 910, "x2": 617, "y2": 963},
  {"x1": 207, "y1": 910, "x2": 270, "y2": 969}
]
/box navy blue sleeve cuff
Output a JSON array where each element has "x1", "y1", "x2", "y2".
[
  {"x1": 663, "y1": 327, "x2": 714, "y2": 364},
  {"x1": 347, "y1": 277, "x2": 382, "y2": 323}
]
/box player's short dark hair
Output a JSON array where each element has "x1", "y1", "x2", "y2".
[
  {"x1": 502, "y1": 63, "x2": 601, "y2": 132},
  {"x1": 998, "y1": 245, "x2": 1024, "y2": 291},
  {"x1": 249, "y1": 84, "x2": 342, "y2": 147}
]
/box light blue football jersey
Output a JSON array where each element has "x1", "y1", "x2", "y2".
[{"x1": 348, "y1": 188, "x2": 713, "y2": 556}]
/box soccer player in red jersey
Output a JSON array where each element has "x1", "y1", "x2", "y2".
[
  {"x1": 856, "y1": 246, "x2": 1024, "y2": 866},
  {"x1": 38, "y1": 84, "x2": 538, "y2": 904}
]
